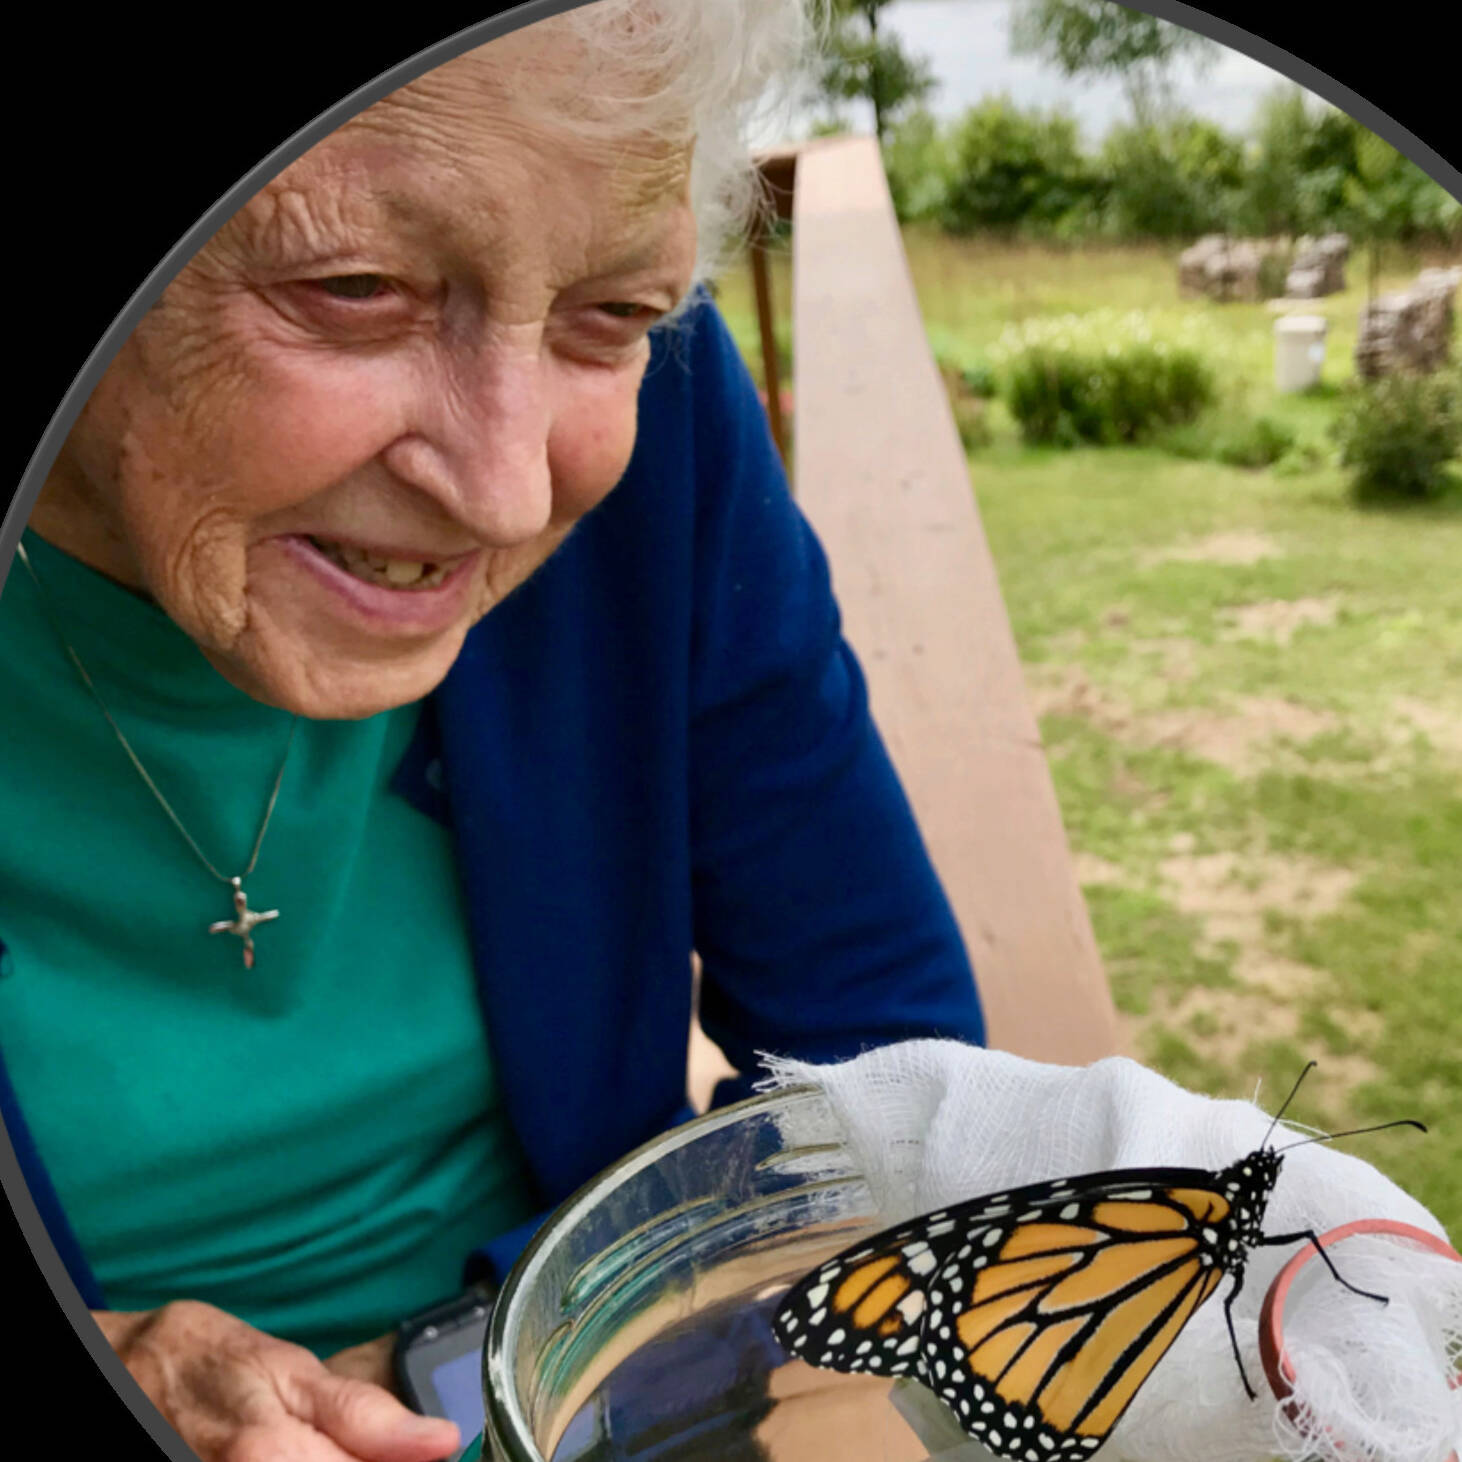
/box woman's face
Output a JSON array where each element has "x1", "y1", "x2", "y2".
[{"x1": 34, "y1": 27, "x2": 697, "y2": 718}]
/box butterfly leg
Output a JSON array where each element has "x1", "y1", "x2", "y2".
[
  {"x1": 1258, "y1": 1230, "x2": 1389, "y2": 1307},
  {"x1": 1222, "y1": 1272, "x2": 1258, "y2": 1402}
]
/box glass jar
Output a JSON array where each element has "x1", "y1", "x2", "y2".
[{"x1": 473, "y1": 1087, "x2": 991, "y2": 1462}]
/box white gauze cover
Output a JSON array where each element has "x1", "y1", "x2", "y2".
[{"x1": 754, "y1": 1040, "x2": 1459, "y2": 1462}]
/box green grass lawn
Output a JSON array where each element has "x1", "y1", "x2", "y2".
[{"x1": 718, "y1": 230, "x2": 1462, "y2": 1239}]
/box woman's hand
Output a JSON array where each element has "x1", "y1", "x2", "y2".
[{"x1": 93, "y1": 1303, "x2": 460, "y2": 1462}]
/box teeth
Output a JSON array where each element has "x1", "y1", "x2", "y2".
[
  {"x1": 309, "y1": 538, "x2": 450, "y2": 590},
  {"x1": 385, "y1": 558, "x2": 425, "y2": 586}
]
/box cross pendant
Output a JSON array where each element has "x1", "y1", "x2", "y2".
[{"x1": 208, "y1": 876, "x2": 280, "y2": 970}]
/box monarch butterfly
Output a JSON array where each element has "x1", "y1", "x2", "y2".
[{"x1": 770, "y1": 1064, "x2": 1423, "y2": 1461}]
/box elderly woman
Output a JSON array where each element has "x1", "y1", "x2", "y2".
[{"x1": 0, "y1": 1, "x2": 983, "y2": 1458}]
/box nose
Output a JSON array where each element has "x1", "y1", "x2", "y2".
[{"x1": 382, "y1": 328, "x2": 553, "y2": 545}]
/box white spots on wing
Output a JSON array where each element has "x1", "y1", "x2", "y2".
[
  {"x1": 1060, "y1": 1204, "x2": 1081, "y2": 1220},
  {"x1": 928, "y1": 1219, "x2": 957, "y2": 1238},
  {"x1": 897, "y1": 1291, "x2": 927, "y2": 1324},
  {"x1": 805, "y1": 1283, "x2": 829, "y2": 1309},
  {"x1": 984, "y1": 1229, "x2": 1004, "y2": 1247},
  {"x1": 909, "y1": 1248, "x2": 938, "y2": 1276}
]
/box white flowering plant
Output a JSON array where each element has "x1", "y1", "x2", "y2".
[{"x1": 990, "y1": 308, "x2": 1224, "y2": 447}]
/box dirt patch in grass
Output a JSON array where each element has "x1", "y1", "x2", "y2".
[
  {"x1": 1127, "y1": 637, "x2": 1201, "y2": 682},
  {"x1": 1029, "y1": 664, "x2": 1341, "y2": 774},
  {"x1": 1389, "y1": 696, "x2": 1462, "y2": 760},
  {"x1": 1221, "y1": 597, "x2": 1342, "y2": 645},
  {"x1": 1116, "y1": 850, "x2": 1376, "y2": 1089},
  {"x1": 1074, "y1": 852, "x2": 1126, "y2": 887},
  {"x1": 1141, "y1": 530, "x2": 1283, "y2": 567},
  {"x1": 1159, "y1": 849, "x2": 1358, "y2": 946}
]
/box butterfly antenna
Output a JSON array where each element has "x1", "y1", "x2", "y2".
[
  {"x1": 1263, "y1": 1061, "x2": 1317, "y2": 1150},
  {"x1": 1273, "y1": 1118, "x2": 1427, "y2": 1155}
]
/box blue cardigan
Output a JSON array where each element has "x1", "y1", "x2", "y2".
[{"x1": 0, "y1": 293, "x2": 984, "y2": 1314}]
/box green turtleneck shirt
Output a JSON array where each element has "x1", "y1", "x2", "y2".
[{"x1": 0, "y1": 530, "x2": 537, "y2": 1356}]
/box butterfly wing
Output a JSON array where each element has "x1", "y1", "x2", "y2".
[
  {"x1": 770, "y1": 1199, "x2": 990, "y2": 1380},
  {"x1": 919, "y1": 1176, "x2": 1237, "y2": 1459},
  {"x1": 770, "y1": 1166, "x2": 1216, "y2": 1382}
]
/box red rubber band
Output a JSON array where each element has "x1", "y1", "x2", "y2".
[{"x1": 1258, "y1": 1219, "x2": 1461, "y2": 1461}]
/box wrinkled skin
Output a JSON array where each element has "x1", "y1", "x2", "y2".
[
  {"x1": 33, "y1": 23, "x2": 696, "y2": 720},
  {"x1": 59, "y1": 20, "x2": 698, "y2": 1462},
  {"x1": 94, "y1": 1304, "x2": 454, "y2": 1462}
]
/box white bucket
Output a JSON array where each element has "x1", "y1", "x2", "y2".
[{"x1": 1274, "y1": 313, "x2": 1328, "y2": 392}]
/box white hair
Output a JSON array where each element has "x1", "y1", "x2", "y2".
[{"x1": 506, "y1": 0, "x2": 825, "y2": 304}]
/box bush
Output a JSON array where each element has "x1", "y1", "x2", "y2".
[
  {"x1": 1272, "y1": 441, "x2": 1329, "y2": 477},
  {"x1": 960, "y1": 361, "x2": 999, "y2": 399},
  {"x1": 1331, "y1": 372, "x2": 1462, "y2": 502},
  {"x1": 1096, "y1": 119, "x2": 1246, "y2": 239},
  {"x1": 883, "y1": 108, "x2": 955, "y2": 223},
  {"x1": 939, "y1": 97, "x2": 1097, "y2": 236},
  {"x1": 938, "y1": 359, "x2": 994, "y2": 452},
  {"x1": 993, "y1": 312, "x2": 1217, "y2": 446},
  {"x1": 1237, "y1": 86, "x2": 1356, "y2": 238},
  {"x1": 1160, "y1": 413, "x2": 1297, "y2": 468}
]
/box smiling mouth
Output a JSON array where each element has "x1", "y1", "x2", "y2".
[{"x1": 307, "y1": 536, "x2": 458, "y2": 590}]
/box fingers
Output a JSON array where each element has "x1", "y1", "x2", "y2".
[
  {"x1": 93, "y1": 1301, "x2": 459, "y2": 1462},
  {"x1": 297, "y1": 1371, "x2": 460, "y2": 1462}
]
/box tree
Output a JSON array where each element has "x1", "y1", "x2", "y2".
[
  {"x1": 815, "y1": 0, "x2": 937, "y2": 147},
  {"x1": 1010, "y1": 0, "x2": 1219, "y2": 128},
  {"x1": 1344, "y1": 130, "x2": 1439, "y2": 303}
]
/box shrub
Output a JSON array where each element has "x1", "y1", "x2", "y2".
[
  {"x1": 960, "y1": 361, "x2": 999, "y2": 399},
  {"x1": 883, "y1": 108, "x2": 955, "y2": 223},
  {"x1": 1219, "y1": 415, "x2": 1298, "y2": 468},
  {"x1": 1237, "y1": 86, "x2": 1356, "y2": 238},
  {"x1": 1272, "y1": 441, "x2": 1329, "y2": 477},
  {"x1": 1096, "y1": 119, "x2": 1245, "y2": 239},
  {"x1": 992, "y1": 311, "x2": 1218, "y2": 446},
  {"x1": 939, "y1": 97, "x2": 1097, "y2": 236},
  {"x1": 938, "y1": 359, "x2": 994, "y2": 452},
  {"x1": 1160, "y1": 413, "x2": 1297, "y2": 468},
  {"x1": 1331, "y1": 371, "x2": 1462, "y2": 502}
]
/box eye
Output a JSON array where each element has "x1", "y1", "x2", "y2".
[
  {"x1": 316, "y1": 273, "x2": 389, "y2": 300},
  {"x1": 597, "y1": 301, "x2": 649, "y2": 319}
]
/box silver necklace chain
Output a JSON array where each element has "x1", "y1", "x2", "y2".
[{"x1": 14, "y1": 538, "x2": 297, "y2": 969}]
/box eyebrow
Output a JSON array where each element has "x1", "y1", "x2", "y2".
[{"x1": 247, "y1": 142, "x2": 690, "y2": 282}]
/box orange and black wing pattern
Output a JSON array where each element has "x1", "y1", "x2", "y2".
[{"x1": 773, "y1": 1158, "x2": 1277, "y2": 1461}]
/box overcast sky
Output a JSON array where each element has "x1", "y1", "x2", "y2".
[{"x1": 768, "y1": 0, "x2": 1323, "y2": 145}]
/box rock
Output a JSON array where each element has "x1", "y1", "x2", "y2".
[
  {"x1": 1286, "y1": 233, "x2": 1349, "y2": 297},
  {"x1": 1179, "y1": 235, "x2": 1291, "y2": 302},
  {"x1": 1355, "y1": 266, "x2": 1461, "y2": 378},
  {"x1": 1179, "y1": 235, "x2": 1228, "y2": 298}
]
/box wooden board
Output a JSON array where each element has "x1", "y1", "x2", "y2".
[{"x1": 788, "y1": 136, "x2": 1118, "y2": 1065}]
